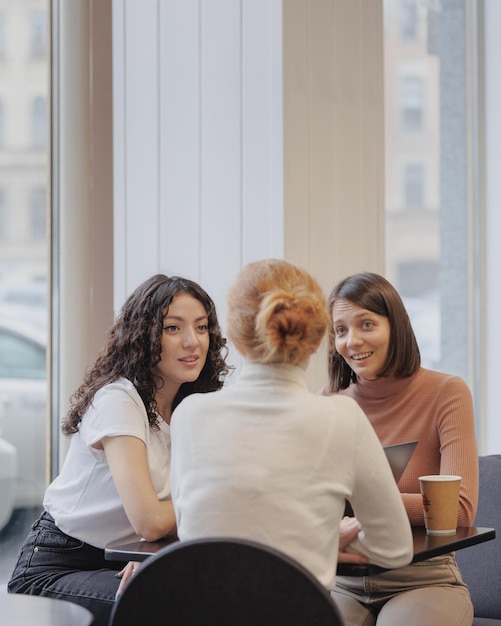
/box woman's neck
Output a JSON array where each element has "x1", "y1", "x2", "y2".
[
  {"x1": 353, "y1": 370, "x2": 420, "y2": 400},
  {"x1": 155, "y1": 385, "x2": 179, "y2": 424}
]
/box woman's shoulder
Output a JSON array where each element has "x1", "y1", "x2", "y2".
[
  {"x1": 314, "y1": 389, "x2": 370, "y2": 423},
  {"x1": 318, "y1": 382, "x2": 357, "y2": 400},
  {"x1": 81, "y1": 377, "x2": 149, "y2": 439},
  {"x1": 92, "y1": 377, "x2": 145, "y2": 410},
  {"x1": 418, "y1": 367, "x2": 470, "y2": 387},
  {"x1": 95, "y1": 376, "x2": 136, "y2": 394},
  {"x1": 416, "y1": 367, "x2": 473, "y2": 399},
  {"x1": 172, "y1": 386, "x2": 224, "y2": 417}
]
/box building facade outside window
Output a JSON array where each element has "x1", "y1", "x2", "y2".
[
  {"x1": 385, "y1": 0, "x2": 479, "y2": 401},
  {"x1": 0, "y1": 0, "x2": 48, "y2": 585}
]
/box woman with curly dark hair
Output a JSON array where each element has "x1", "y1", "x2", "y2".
[{"x1": 8, "y1": 274, "x2": 229, "y2": 626}]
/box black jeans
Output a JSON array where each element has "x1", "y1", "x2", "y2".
[{"x1": 8, "y1": 510, "x2": 124, "y2": 626}]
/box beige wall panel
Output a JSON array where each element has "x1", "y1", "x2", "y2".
[
  {"x1": 283, "y1": 0, "x2": 384, "y2": 388},
  {"x1": 53, "y1": 0, "x2": 114, "y2": 467}
]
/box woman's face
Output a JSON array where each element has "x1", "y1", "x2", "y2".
[
  {"x1": 154, "y1": 292, "x2": 210, "y2": 390},
  {"x1": 332, "y1": 298, "x2": 391, "y2": 381}
]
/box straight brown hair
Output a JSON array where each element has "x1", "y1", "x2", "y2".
[{"x1": 327, "y1": 272, "x2": 420, "y2": 391}]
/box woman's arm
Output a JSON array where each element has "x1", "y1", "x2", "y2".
[
  {"x1": 337, "y1": 517, "x2": 369, "y2": 564},
  {"x1": 102, "y1": 435, "x2": 176, "y2": 541},
  {"x1": 436, "y1": 376, "x2": 479, "y2": 526},
  {"x1": 348, "y1": 411, "x2": 414, "y2": 569},
  {"x1": 401, "y1": 376, "x2": 478, "y2": 526}
]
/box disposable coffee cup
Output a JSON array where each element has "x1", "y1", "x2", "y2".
[{"x1": 418, "y1": 475, "x2": 461, "y2": 535}]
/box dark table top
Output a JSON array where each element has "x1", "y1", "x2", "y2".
[
  {"x1": 106, "y1": 533, "x2": 178, "y2": 562},
  {"x1": 0, "y1": 593, "x2": 94, "y2": 625},
  {"x1": 336, "y1": 525, "x2": 496, "y2": 576},
  {"x1": 105, "y1": 526, "x2": 495, "y2": 577}
]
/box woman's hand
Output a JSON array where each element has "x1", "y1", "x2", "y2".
[
  {"x1": 338, "y1": 516, "x2": 369, "y2": 564},
  {"x1": 115, "y1": 561, "x2": 141, "y2": 601}
]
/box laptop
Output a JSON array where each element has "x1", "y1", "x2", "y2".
[
  {"x1": 344, "y1": 440, "x2": 418, "y2": 517},
  {"x1": 384, "y1": 440, "x2": 418, "y2": 483}
]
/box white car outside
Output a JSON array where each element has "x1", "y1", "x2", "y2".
[
  {"x1": 0, "y1": 315, "x2": 47, "y2": 529},
  {"x1": 0, "y1": 282, "x2": 47, "y2": 333}
]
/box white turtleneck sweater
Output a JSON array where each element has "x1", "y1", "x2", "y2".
[{"x1": 171, "y1": 363, "x2": 413, "y2": 589}]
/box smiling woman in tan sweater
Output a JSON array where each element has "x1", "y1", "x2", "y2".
[{"x1": 324, "y1": 271, "x2": 478, "y2": 626}]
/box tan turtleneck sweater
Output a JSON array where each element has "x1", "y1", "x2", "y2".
[{"x1": 332, "y1": 367, "x2": 478, "y2": 526}]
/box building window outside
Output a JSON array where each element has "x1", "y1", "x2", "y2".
[
  {"x1": 400, "y1": 75, "x2": 424, "y2": 132},
  {"x1": 0, "y1": 100, "x2": 4, "y2": 147},
  {"x1": 32, "y1": 96, "x2": 46, "y2": 149},
  {"x1": 30, "y1": 11, "x2": 46, "y2": 59},
  {"x1": 29, "y1": 186, "x2": 46, "y2": 241},
  {"x1": 404, "y1": 163, "x2": 424, "y2": 207},
  {"x1": 401, "y1": 0, "x2": 418, "y2": 42},
  {"x1": 0, "y1": 13, "x2": 5, "y2": 59},
  {"x1": 0, "y1": 189, "x2": 5, "y2": 241}
]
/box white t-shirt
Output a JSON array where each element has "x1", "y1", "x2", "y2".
[
  {"x1": 44, "y1": 378, "x2": 171, "y2": 548},
  {"x1": 171, "y1": 363, "x2": 413, "y2": 589}
]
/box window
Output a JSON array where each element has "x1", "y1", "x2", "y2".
[
  {"x1": 32, "y1": 96, "x2": 46, "y2": 149},
  {"x1": 0, "y1": 188, "x2": 5, "y2": 241},
  {"x1": 397, "y1": 261, "x2": 441, "y2": 369},
  {"x1": 401, "y1": 0, "x2": 418, "y2": 42},
  {"x1": 29, "y1": 186, "x2": 46, "y2": 240},
  {"x1": 385, "y1": 0, "x2": 478, "y2": 389},
  {"x1": 0, "y1": 0, "x2": 48, "y2": 585},
  {"x1": 0, "y1": 99, "x2": 4, "y2": 147},
  {"x1": 0, "y1": 325, "x2": 46, "y2": 380},
  {"x1": 404, "y1": 163, "x2": 424, "y2": 207},
  {"x1": 0, "y1": 12, "x2": 5, "y2": 59},
  {"x1": 400, "y1": 75, "x2": 424, "y2": 132},
  {"x1": 30, "y1": 11, "x2": 46, "y2": 59}
]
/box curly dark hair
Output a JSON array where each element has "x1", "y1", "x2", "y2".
[
  {"x1": 327, "y1": 272, "x2": 420, "y2": 392},
  {"x1": 62, "y1": 274, "x2": 230, "y2": 435}
]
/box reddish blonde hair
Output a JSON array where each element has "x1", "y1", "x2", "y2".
[{"x1": 227, "y1": 259, "x2": 330, "y2": 366}]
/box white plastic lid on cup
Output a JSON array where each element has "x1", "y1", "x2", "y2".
[{"x1": 418, "y1": 475, "x2": 461, "y2": 481}]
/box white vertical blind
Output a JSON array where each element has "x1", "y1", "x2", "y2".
[
  {"x1": 159, "y1": 0, "x2": 202, "y2": 282},
  {"x1": 282, "y1": 0, "x2": 386, "y2": 386},
  {"x1": 113, "y1": 0, "x2": 287, "y2": 328},
  {"x1": 112, "y1": 0, "x2": 385, "y2": 389}
]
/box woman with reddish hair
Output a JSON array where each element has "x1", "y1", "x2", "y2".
[{"x1": 171, "y1": 259, "x2": 413, "y2": 591}]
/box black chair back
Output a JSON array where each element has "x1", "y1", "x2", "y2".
[
  {"x1": 455, "y1": 454, "x2": 501, "y2": 623},
  {"x1": 111, "y1": 536, "x2": 344, "y2": 625}
]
